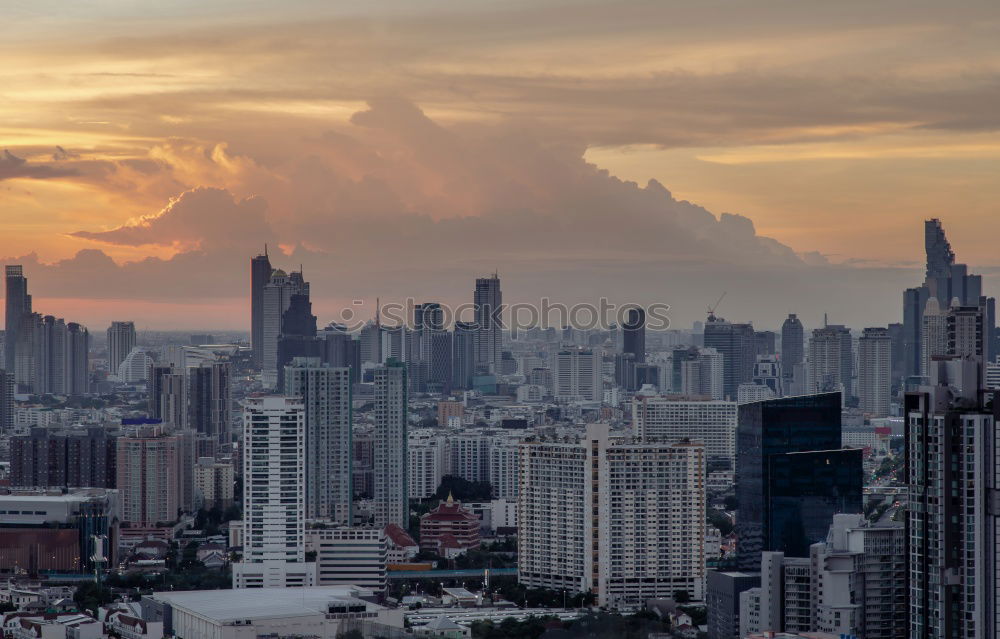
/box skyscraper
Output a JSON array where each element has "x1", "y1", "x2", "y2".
[
  {"x1": 284, "y1": 358, "x2": 352, "y2": 524},
  {"x1": 902, "y1": 219, "x2": 993, "y2": 380},
  {"x1": 519, "y1": 424, "x2": 706, "y2": 606},
  {"x1": 780, "y1": 314, "x2": 804, "y2": 387},
  {"x1": 261, "y1": 268, "x2": 309, "y2": 387},
  {"x1": 116, "y1": 424, "x2": 184, "y2": 526},
  {"x1": 188, "y1": 361, "x2": 232, "y2": 444},
  {"x1": 736, "y1": 393, "x2": 863, "y2": 569},
  {"x1": 622, "y1": 307, "x2": 646, "y2": 363},
  {"x1": 473, "y1": 273, "x2": 502, "y2": 374},
  {"x1": 250, "y1": 249, "x2": 272, "y2": 368},
  {"x1": 233, "y1": 396, "x2": 316, "y2": 588},
  {"x1": 857, "y1": 327, "x2": 891, "y2": 417},
  {"x1": 66, "y1": 322, "x2": 89, "y2": 395},
  {"x1": 106, "y1": 321, "x2": 136, "y2": 378},
  {"x1": 906, "y1": 358, "x2": 998, "y2": 639},
  {"x1": 274, "y1": 292, "x2": 321, "y2": 388},
  {"x1": 451, "y1": 321, "x2": 476, "y2": 390},
  {"x1": 704, "y1": 314, "x2": 756, "y2": 400},
  {"x1": 807, "y1": 324, "x2": 853, "y2": 398},
  {"x1": 0, "y1": 369, "x2": 13, "y2": 431},
  {"x1": 551, "y1": 348, "x2": 602, "y2": 402},
  {"x1": 4, "y1": 265, "x2": 30, "y2": 374},
  {"x1": 372, "y1": 361, "x2": 407, "y2": 528}
]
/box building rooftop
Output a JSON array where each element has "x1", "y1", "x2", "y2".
[{"x1": 150, "y1": 586, "x2": 378, "y2": 622}]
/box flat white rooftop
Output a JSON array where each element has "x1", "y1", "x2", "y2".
[{"x1": 151, "y1": 586, "x2": 376, "y2": 622}]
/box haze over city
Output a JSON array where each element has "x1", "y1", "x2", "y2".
[{"x1": 4, "y1": 0, "x2": 1000, "y2": 329}]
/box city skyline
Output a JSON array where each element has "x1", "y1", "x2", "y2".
[{"x1": 3, "y1": 1, "x2": 1000, "y2": 329}]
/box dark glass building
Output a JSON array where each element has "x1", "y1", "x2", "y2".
[
  {"x1": 735, "y1": 392, "x2": 862, "y2": 569},
  {"x1": 622, "y1": 307, "x2": 646, "y2": 363}
]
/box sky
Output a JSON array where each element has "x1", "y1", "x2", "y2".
[{"x1": 2, "y1": 0, "x2": 999, "y2": 331}]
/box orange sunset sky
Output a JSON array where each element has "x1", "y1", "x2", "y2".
[{"x1": 2, "y1": 0, "x2": 999, "y2": 330}]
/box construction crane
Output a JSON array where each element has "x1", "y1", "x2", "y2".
[{"x1": 707, "y1": 292, "x2": 727, "y2": 321}]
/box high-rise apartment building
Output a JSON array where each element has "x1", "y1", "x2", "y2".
[
  {"x1": 11, "y1": 426, "x2": 118, "y2": 489},
  {"x1": 551, "y1": 348, "x2": 602, "y2": 402},
  {"x1": 704, "y1": 315, "x2": 755, "y2": 400},
  {"x1": 107, "y1": 321, "x2": 136, "y2": 377},
  {"x1": 193, "y1": 457, "x2": 235, "y2": 510},
  {"x1": 233, "y1": 396, "x2": 316, "y2": 588},
  {"x1": 518, "y1": 424, "x2": 706, "y2": 607},
  {"x1": 284, "y1": 358, "x2": 352, "y2": 524},
  {"x1": 906, "y1": 357, "x2": 999, "y2": 639},
  {"x1": 116, "y1": 425, "x2": 185, "y2": 526},
  {"x1": 633, "y1": 396, "x2": 737, "y2": 467},
  {"x1": 857, "y1": 327, "x2": 892, "y2": 417},
  {"x1": 739, "y1": 514, "x2": 906, "y2": 639},
  {"x1": 678, "y1": 347, "x2": 724, "y2": 399},
  {"x1": 807, "y1": 324, "x2": 853, "y2": 398},
  {"x1": 473, "y1": 274, "x2": 502, "y2": 373},
  {"x1": 250, "y1": 250, "x2": 272, "y2": 368},
  {"x1": 372, "y1": 361, "x2": 407, "y2": 528},
  {"x1": 0, "y1": 369, "x2": 13, "y2": 431},
  {"x1": 736, "y1": 393, "x2": 863, "y2": 570}
]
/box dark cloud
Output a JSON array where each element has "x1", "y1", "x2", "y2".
[{"x1": 0, "y1": 150, "x2": 77, "y2": 181}]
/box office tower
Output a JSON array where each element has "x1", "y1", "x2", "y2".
[
  {"x1": 633, "y1": 396, "x2": 737, "y2": 468},
  {"x1": 261, "y1": 268, "x2": 309, "y2": 387},
  {"x1": 66, "y1": 322, "x2": 89, "y2": 395},
  {"x1": 359, "y1": 320, "x2": 381, "y2": 365},
  {"x1": 551, "y1": 348, "x2": 602, "y2": 402},
  {"x1": 736, "y1": 393, "x2": 863, "y2": 570},
  {"x1": 233, "y1": 396, "x2": 316, "y2": 588},
  {"x1": 614, "y1": 353, "x2": 637, "y2": 391},
  {"x1": 780, "y1": 314, "x2": 804, "y2": 387},
  {"x1": 193, "y1": 457, "x2": 235, "y2": 510},
  {"x1": 119, "y1": 348, "x2": 153, "y2": 383},
  {"x1": 5, "y1": 265, "x2": 30, "y2": 374},
  {"x1": 677, "y1": 347, "x2": 724, "y2": 399},
  {"x1": 372, "y1": 361, "x2": 407, "y2": 528},
  {"x1": 274, "y1": 293, "x2": 322, "y2": 389},
  {"x1": 14, "y1": 312, "x2": 40, "y2": 391},
  {"x1": 704, "y1": 314, "x2": 755, "y2": 399},
  {"x1": 10, "y1": 426, "x2": 117, "y2": 488},
  {"x1": 116, "y1": 424, "x2": 184, "y2": 526},
  {"x1": 754, "y1": 330, "x2": 776, "y2": 356},
  {"x1": 902, "y1": 219, "x2": 994, "y2": 380},
  {"x1": 425, "y1": 330, "x2": 452, "y2": 393},
  {"x1": 857, "y1": 327, "x2": 892, "y2": 417},
  {"x1": 740, "y1": 514, "x2": 906, "y2": 639},
  {"x1": 284, "y1": 358, "x2": 352, "y2": 524},
  {"x1": 306, "y1": 526, "x2": 387, "y2": 592},
  {"x1": 188, "y1": 361, "x2": 232, "y2": 444},
  {"x1": 106, "y1": 321, "x2": 136, "y2": 377},
  {"x1": 906, "y1": 358, "x2": 998, "y2": 639},
  {"x1": 519, "y1": 424, "x2": 706, "y2": 607},
  {"x1": 807, "y1": 324, "x2": 852, "y2": 397},
  {"x1": 751, "y1": 355, "x2": 782, "y2": 397},
  {"x1": 380, "y1": 325, "x2": 404, "y2": 362},
  {"x1": 622, "y1": 307, "x2": 646, "y2": 363},
  {"x1": 250, "y1": 249, "x2": 272, "y2": 368},
  {"x1": 707, "y1": 571, "x2": 761, "y2": 639},
  {"x1": 414, "y1": 302, "x2": 443, "y2": 356},
  {"x1": 0, "y1": 369, "x2": 12, "y2": 431},
  {"x1": 887, "y1": 322, "x2": 906, "y2": 387},
  {"x1": 473, "y1": 273, "x2": 502, "y2": 373}
]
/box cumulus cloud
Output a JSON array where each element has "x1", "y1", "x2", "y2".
[
  {"x1": 46, "y1": 99, "x2": 926, "y2": 329},
  {"x1": 71, "y1": 186, "x2": 274, "y2": 251}
]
